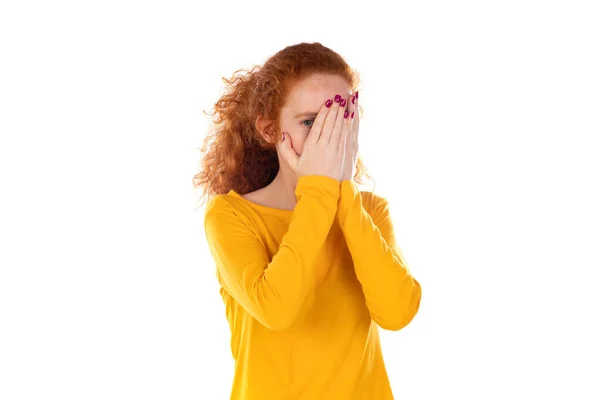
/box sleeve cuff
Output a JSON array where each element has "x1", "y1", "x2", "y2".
[
  {"x1": 295, "y1": 175, "x2": 341, "y2": 201},
  {"x1": 337, "y1": 179, "x2": 361, "y2": 227}
]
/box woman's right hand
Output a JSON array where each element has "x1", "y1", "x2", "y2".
[{"x1": 279, "y1": 96, "x2": 351, "y2": 182}]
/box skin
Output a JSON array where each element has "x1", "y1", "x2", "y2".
[{"x1": 253, "y1": 73, "x2": 358, "y2": 210}]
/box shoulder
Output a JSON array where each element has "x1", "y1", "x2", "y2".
[
  {"x1": 204, "y1": 193, "x2": 234, "y2": 218},
  {"x1": 203, "y1": 193, "x2": 251, "y2": 229}
]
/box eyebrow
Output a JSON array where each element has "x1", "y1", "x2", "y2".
[{"x1": 294, "y1": 111, "x2": 318, "y2": 119}]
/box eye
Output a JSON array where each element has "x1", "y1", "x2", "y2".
[{"x1": 302, "y1": 119, "x2": 314, "y2": 128}]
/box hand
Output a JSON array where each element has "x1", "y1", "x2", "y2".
[
  {"x1": 340, "y1": 91, "x2": 359, "y2": 181},
  {"x1": 279, "y1": 95, "x2": 351, "y2": 181}
]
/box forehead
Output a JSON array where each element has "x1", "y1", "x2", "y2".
[{"x1": 283, "y1": 73, "x2": 352, "y2": 111}]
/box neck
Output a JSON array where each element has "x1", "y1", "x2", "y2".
[{"x1": 269, "y1": 163, "x2": 299, "y2": 210}]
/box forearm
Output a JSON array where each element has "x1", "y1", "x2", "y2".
[
  {"x1": 205, "y1": 175, "x2": 341, "y2": 331},
  {"x1": 336, "y1": 179, "x2": 421, "y2": 330},
  {"x1": 261, "y1": 175, "x2": 341, "y2": 326}
]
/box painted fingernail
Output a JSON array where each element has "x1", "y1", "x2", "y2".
[
  {"x1": 352, "y1": 96, "x2": 356, "y2": 104},
  {"x1": 351, "y1": 112, "x2": 355, "y2": 118},
  {"x1": 344, "y1": 110, "x2": 349, "y2": 118},
  {"x1": 325, "y1": 99, "x2": 333, "y2": 108},
  {"x1": 355, "y1": 91, "x2": 359, "y2": 99},
  {"x1": 340, "y1": 99, "x2": 346, "y2": 107},
  {"x1": 334, "y1": 94, "x2": 341, "y2": 102}
]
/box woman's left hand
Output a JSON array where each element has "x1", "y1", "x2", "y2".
[{"x1": 340, "y1": 91, "x2": 359, "y2": 181}]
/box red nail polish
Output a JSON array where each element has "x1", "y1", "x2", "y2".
[
  {"x1": 351, "y1": 112, "x2": 354, "y2": 118},
  {"x1": 334, "y1": 94, "x2": 341, "y2": 102},
  {"x1": 352, "y1": 96, "x2": 356, "y2": 104},
  {"x1": 344, "y1": 110, "x2": 349, "y2": 118},
  {"x1": 355, "y1": 91, "x2": 359, "y2": 99},
  {"x1": 340, "y1": 99, "x2": 346, "y2": 107},
  {"x1": 325, "y1": 99, "x2": 332, "y2": 108}
]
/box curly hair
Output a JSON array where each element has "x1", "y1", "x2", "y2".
[{"x1": 192, "y1": 42, "x2": 373, "y2": 209}]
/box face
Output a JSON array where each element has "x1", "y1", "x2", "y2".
[{"x1": 277, "y1": 73, "x2": 353, "y2": 156}]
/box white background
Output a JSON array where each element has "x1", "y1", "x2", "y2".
[{"x1": 1, "y1": 0, "x2": 599, "y2": 399}]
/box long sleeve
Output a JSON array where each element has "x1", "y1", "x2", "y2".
[
  {"x1": 336, "y1": 179, "x2": 421, "y2": 331},
  {"x1": 204, "y1": 175, "x2": 340, "y2": 331}
]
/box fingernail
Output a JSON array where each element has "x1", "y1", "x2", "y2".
[
  {"x1": 282, "y1": 132, "x2": 285, "y2": 141},
  {"x1": 334, "y1": 94, "x2": 341, "y2": 103},
  {"x1": 344, "y1": 110, "x2": 349, "y2": 118},
  {"x1": 352, "y1": 96, "x2": 356, "y2": 104},
  {"x1": 351, "y1": 112, "x2": 354, "y2": 119},
  {"x1": 325, "y1": 99, "x2": 333, "y2": 108},
  {"x1": 340, "y1": 99, "x2": 346, "y2": 107},
  {"x1": 355, "y1": 91, "x2": 359, "y2": 99}
]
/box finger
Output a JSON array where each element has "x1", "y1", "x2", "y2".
[
  {"x1": 320, "y1": 94, "x2": 343, "y2": 145},
  {"x1": 307, "y1": 98, "x2": 333, "y2": 146},
  {"x1": 339, "y1": 109, "x2": 351, "y2": 150},
  {"x1": 348, "y1": 91, "x2": 358, "y2": 130},
  {"x1": 345, "y1": 92, "x2": 355, "y2": 133},
  {"x1": 329, "y1": 95, "x2": 348, "y2": 146},
  {"x1": 350, "y1": 91, "x2": 360, "y2": 141},
  {"x1": 349, "y1": 90, "x2": 358, "y2": 119}
]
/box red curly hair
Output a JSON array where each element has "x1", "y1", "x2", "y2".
[{"x1": 192, "y1": 42, "x2": 373, "y2": 208}]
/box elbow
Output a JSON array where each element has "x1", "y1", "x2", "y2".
[
  {"x1": 260, "y1": 315, "x2": 295, "y2": 332},
  {"x1": 374, "y1": 312, "x2": 415, "y2": 332},
  {"x1": 375, "y1": 280, "x2": 422, "y2": 332},
  {"x1": 242, "y1": 281, "x2": 307, "y2": 331},
  {"x1": 255, "y1": 305, "x2": 300, "y2": 332}
]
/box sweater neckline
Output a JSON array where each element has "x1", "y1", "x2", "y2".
[{"x1": 228, "y1": 189, "x2": 294, "y2": 216}]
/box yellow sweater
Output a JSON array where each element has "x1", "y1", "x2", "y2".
[{"x1": 204, "y1": 175, "x2": 422, "y2": 400}]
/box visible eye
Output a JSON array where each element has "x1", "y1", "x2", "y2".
[{"x1": 301, "y1": 119, "x2": 314, "y2": 128}]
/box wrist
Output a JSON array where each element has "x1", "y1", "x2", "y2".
[
  {"x1": 336, "y1": 179, "x2": 355, "y2": 225},
  {"x1": 340, "y1": 173, "x2": 352, "y2": 182}
]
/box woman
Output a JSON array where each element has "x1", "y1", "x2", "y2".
[{"x1": 194, "y1": 42, "x2": 422, "y2": 400}]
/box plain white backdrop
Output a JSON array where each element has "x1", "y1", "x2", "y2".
[{"x1": 1, "y1": 0, "x2": 599, "y2": 399}]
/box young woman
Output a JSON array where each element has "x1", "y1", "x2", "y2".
[{"x1": 194, "y1": 42, "x2": 422, "y2": 400}]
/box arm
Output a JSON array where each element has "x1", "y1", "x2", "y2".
[
  {"x1": 336, "y1": 179, "x2": 422, "y2": 331},
  {"x1": 204, "y1": 175, "x2": 340, "y2": 331}
]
